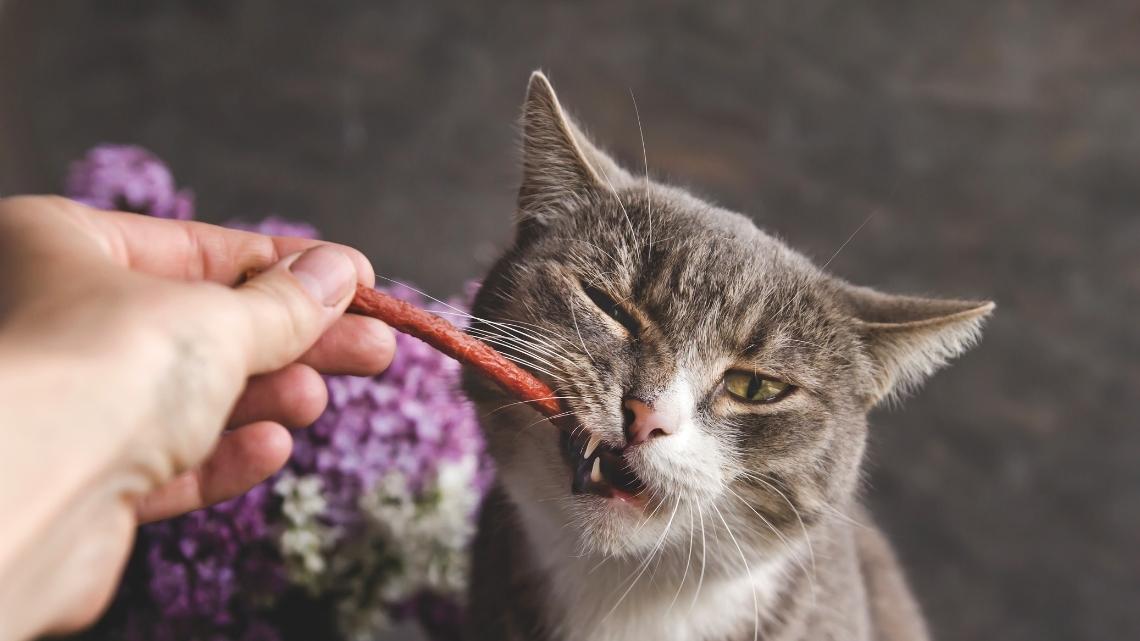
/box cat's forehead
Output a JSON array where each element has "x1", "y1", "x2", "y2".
[
  {"x1": 562, "y1": 187, "x2": 825, "y2": 297},
  {"x1": 534, "y1": 188, "x2": 843, "y2": 355}
]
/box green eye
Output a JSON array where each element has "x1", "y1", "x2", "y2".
[{"x1": 723, "y1": 371, "x2": 792, "y2": 404}]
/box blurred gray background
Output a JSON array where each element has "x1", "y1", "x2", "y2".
[{"x1": 1, "y1": 1, "x2": 1137, "y2": 640}]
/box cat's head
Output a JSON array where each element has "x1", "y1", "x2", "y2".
[{"x1": 464, "y1": 72, "x2": 992, "y2": 560}]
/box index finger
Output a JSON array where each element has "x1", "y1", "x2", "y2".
[{"x1": 90, "y1": 207, "x2": 375, "y2": 287}]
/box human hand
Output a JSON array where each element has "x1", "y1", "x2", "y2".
[{"x1": 0, "y1": 196, "x2": 394, "y2": 639}]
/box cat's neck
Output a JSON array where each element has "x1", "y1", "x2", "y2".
[{"x1": 513, "y1": 497, "x2": 820, "y2": 641}]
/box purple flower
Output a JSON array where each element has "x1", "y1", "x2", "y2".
[
  {"x1": 65, "y1": 145, "x2": 194, "y2": 219},
  {"x1": 291, "y1": 282, "x2": 491, "y2": 514},
  {"x1": 67, "y1": 143, "x2": 490, "y2": 641},
  {"x1": 117, "y1": 484, "x2": 288, "y2": 640}
]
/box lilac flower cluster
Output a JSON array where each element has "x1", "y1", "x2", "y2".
[
  {"x1": 122, "y1": 485, "x2": 288, "y2": 641},
  {"x1": 281, "y1": 281, "x2": 492, "y2": 639},
  {"x1": 293, "y1": 282, "x2": 492, "y2": 505},
  {"x1": 66, "y1": 145, "x2": 195, "y2": 219},
  {"x1": 67, "y1": 146, "x2": 492, "y2": 641}
]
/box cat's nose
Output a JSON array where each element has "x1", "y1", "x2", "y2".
[{"x1": 623, "y1": 398, "x2": 678, "y2": 445}]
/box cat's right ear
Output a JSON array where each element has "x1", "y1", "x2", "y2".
[
  {"x1": 517, "y1": 71, "x2": 632, "y2": 228},
  {"x1": 841, "y1": 282, "x2": 995, "y2": 405}
]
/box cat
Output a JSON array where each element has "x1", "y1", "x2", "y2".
[{"x1": 461, "y1": 71, "x2": 992, "y2": 641}]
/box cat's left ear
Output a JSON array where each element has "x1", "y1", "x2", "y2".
[
  {"x1": 841, "y1": 283, "x2": 995, "y2": 404},
  {"x1": 517, "y1": 71, "x2": 633, "y2": 225}
]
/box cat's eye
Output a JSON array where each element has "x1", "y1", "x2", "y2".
[
  {"x1": 723, "y1": 370, "x2": 793, "y2": 404},
  {"x1": 581, "y1": 283, "x2": 639, "y2": 334}
]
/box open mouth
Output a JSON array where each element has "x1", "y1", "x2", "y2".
[{"x1": 560, "y1": 429, "x2": 647, "y2": 502}]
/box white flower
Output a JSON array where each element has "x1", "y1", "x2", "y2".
[
  {"x1": 275, "y1": 472, "x2": 335, "y2": 592},
  {"x1": 329, "y1": 454, "x2": 486, "y2": 639},
  {"x1": 275, "y1": 472, "x2": 327, "y2": 525}
]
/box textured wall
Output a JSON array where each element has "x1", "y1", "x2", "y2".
[{"x1": 1, "y1": 2, "x2": 1137, "y2": 640}]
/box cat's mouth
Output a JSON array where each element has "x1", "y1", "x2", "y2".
[{"x1": 559, "y1": 429, "x2": 647, "y2": 503}]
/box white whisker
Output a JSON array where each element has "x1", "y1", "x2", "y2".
[
  {"x1": 484, "y1": 395, "x2": 581, "y2": 416},
  {"x1": 821, "y1": 213, "x2": 875, "y2": 271},
  {"x1": 688, "y1": 501, "x2": 708, "y2": 614},
  {"x1": 602, "y1": 498, "x2": 679, "y2": 623},
  {"x1": 568, "y1": 296, "x2": 596, "y2": 365},
  {"x1": 630, "y1": 89, "x2": 652, "y2": 258},
  {"x1": 668, "y1": 501, "x2": 696, "y2": 613},
  {"x1": 711, "y1": 503, "x2": 760, "y2": 641}
]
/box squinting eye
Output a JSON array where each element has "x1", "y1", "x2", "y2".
[
  {"x1": 581, "y1": 282, "x2": 639, "y2": 334},
  {"x1": 723, "y1": 370, "x2": 793, "y2": 404}
]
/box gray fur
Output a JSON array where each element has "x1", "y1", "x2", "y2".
[{"x1": 462, "y1": 71, "x2": 992, "y2": 641}]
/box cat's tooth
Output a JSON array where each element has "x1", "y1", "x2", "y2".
[
  {"x1": 583, "y1": 434, "x2": 600, "y2": 459},
  {"x1": 590, "y1": 457, "x2": 603, "y2": 484}
]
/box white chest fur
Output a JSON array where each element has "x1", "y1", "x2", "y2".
[{"x1": 534, "y1": 536, "x2": 793, "y2": 641}]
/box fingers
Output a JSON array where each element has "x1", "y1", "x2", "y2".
[
  {"x1": 229, "y1": 245, "x2": 358, "y2": 375},
  {"x1": 136, "y1": 421, "x2": 292, "y2": 524},
  {"x1": 227, "y1": 363, "x2": 328, "y2": 430},
  {"x1": 298, "y1": 313, "x2": 396, "y2": 375},
  {"x1": 89, "y1": 203, "x2": 376, "y2": 288}
]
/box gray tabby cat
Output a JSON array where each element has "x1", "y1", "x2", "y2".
[{"x1": 462, "y1": 71, "x2": 992, "y2": 641}]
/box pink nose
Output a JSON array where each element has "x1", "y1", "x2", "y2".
[{"x1": 623, "y1": 398, "x2": 678, "y2": 445}]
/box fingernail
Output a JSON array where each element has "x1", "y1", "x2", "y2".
[{"x1": 290, "y1": 245, "x2": 356, "y2": 306}]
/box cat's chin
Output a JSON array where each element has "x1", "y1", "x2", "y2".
[{"x1": 570, "y1": 494, "x2": 671, "y2": 558}]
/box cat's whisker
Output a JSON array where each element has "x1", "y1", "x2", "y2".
[
  {"x1": 821, "y1": 212, "x2": 875, "y2": 271},
  {"x1": 464, "y1": 331, "x2": 572, "y2": 372},
  {"x1": 569, "y1": 422, "x2": 589, "y2": 442},
  {"x1": 465, "y1": 328, "x2": 574, "y2": 373},
  {"x1": 738, "y1": 471, "x2": 821, "y2": 585},
  {"x1": 568, "y1": 296, "x2": 596, "y2": 365},
  {"x1": 462, "y1": 320, "x2": 578, "y2": 358},
  {"x1": 630, "y1": 88, "x2": 653, "y2": 259},
  {"x1": 432, "y1": 309, "x2": 579, "y2": 354},
  {"x1": 593, "y1": 161, "x2": 638, "y2": 249},
  {"x1": 478, "y1": 344, "x2": 569, "y2": 383},
  {"x1": 667, "y1": 501, "x2": 696, "y2": 613},
  {"x1": 725, "y1": 485, "x2": 819, "y2": 610},
  {"x1": 467, "y1": 341, "x2": 568, "y2": 381},
  {"x1": 631, "y1": 487, "x2": 667, "y2": 536},
  {"x1": 590, "y1": 550, "x2": 616, "y2": 569},
  {"x1": 601, "y1": 497, "x2": 679, "y2": 624},
  {"x1": 767, "y1": 286, "x2": 807, "y2": 332},
  {"x1": 519, "y1": 410, "x2": 575, "y2": 431},
  {"x1": 817, "y1": 501, "x2": 865, "y2": 530},
  {"x1": 711, "y1": 503, "x2": 760, "y2": 641},
  {"x1": 474, "y1": 316, "x2": 581, "y2": 353},
  {"x1": 483, "y1": 395, "x2": 581, "y2": 417},
  {"x1": 372, "y1": 275, "x2": 579, "y2": 350},
  {"x1": 372, "y1": 274, "x2": 481, "y2": 323},
  {"x1": 688, "y1": 501, "x2": 708, "y2": 615}
]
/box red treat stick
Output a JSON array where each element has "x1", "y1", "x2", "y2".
[{"x1": 348, "y1": 284, "x2": 563, "y2": 419}]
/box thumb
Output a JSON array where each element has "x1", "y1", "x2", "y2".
[{"x1": 230, "y1": 245, "x2": 358, "y2": 374}]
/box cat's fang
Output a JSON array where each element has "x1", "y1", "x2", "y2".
[
  {"x1": 583, "y1": 433, "x2": 600, "y2": 459},
  {"x1": 590, "y1": 457, "x2": 603, "y2": 483}
]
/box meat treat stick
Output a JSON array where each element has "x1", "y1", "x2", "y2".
[{"x1": 348, "y1": 284, "x2": 563, "y2": 419}]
